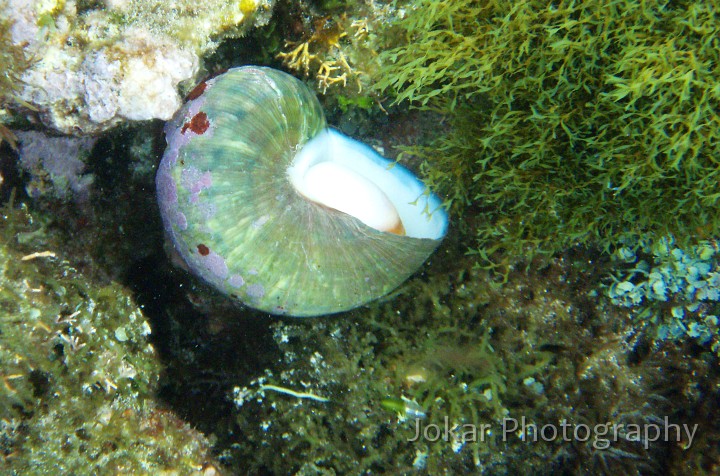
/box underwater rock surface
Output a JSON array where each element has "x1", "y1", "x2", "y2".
[
  {"x1": 15, "y1": 130, "x2": 96, "y2": 201},
  {"x1": 2, "y1": 0, "x2": 274, "y2": 134},
  {"x1": 0, "y1": 205, "x2": 219, "y2": 473}
]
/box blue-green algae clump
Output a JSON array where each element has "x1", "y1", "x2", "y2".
[{"x1": 607, "y1": 237, "x2": 720, "y2": 352}]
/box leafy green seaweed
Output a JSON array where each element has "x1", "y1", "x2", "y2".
[{"x1": 373, "y1": 0, "x2": 720, "y2": 273}]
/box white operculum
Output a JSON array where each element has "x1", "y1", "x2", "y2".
[
  {"x1": 288, "y1": 130, "x2": 405, "y2": 235},
  {"x1": 299, "y1": 161, "x2": 405, "y2": 235}
]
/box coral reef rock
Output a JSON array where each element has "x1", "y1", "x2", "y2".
[
  {"x1": 4, "y1": 0, "x2": 274, "y2": 134},
  {"x1": 16, "y1": 130, "x2": 96, "y2": 201}
]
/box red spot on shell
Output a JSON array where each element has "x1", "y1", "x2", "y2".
[
  {"x1": 186, "y1": 81, "x2": 207, "y2": 101},
  {"x1": 181, "y1": 112, "x2": 210, "y2": 135},
  {"x1": 197, "y1": 244, "x2": 210, "y2": 256}
]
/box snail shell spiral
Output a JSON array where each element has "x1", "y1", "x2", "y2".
[{"x1": 156, "y1": 66, "x2": 448, "y2": 317}]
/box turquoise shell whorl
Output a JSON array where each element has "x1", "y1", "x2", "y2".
[{"x1": 156, "y1": 66, "x2": 448, "y2": 317}]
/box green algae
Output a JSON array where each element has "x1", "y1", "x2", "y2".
[
  {"x1": 213, "y1": 249, "x2": 718, "y2": 473},
  {"x1": 372, "y1": 0, "x2": 720, "y2": 273},
  {"x1": 0, "y1": 201, "x2": 217, "y2": 474},
  {"x1": 0, "y1": 5, "x2": 29, "y2": 150}
]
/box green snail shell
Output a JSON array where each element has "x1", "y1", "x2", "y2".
[{"x1": 156, "y1": 66, "x2": 448, "y2": 317}]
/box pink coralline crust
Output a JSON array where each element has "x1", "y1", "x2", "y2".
[
  {"x1": 157, "y1": 85, "x2": 218, "y2": 242},
  {"x1": 156, "y1": 159, "x2": 190, "y2": 232},
  {"x1": 16, "y1": 131, "x2": 96, "y2": 202},
  {"x1": 246, "y1": 283, "x2": 265, "y2": 300},
  {"x1": 180, "y1": 167, "x2": 211, "y2": 191},
  {"x1": 156, "y1": 163, "x2": 177, "y2": 205},
  {"x1": 176, "y1": 211, "x2": 188, "y2": 230},
  {"x1": 199, "y1": 251, "x2": 229, "y2": 280},
  {"x1": 184, "y1": 95, "x2": 207, "y2": 121},
  {"x1": 161, "y1": 125, "x2": 185, "y2": 169},
  {"x1": 162, "y1": 94, "x2": 211, "y2": 165},
  {"x1": 228, "y1": 274, "x2": 245, "y2": 288},
  {"x1": 161, "y1": 143, "x2": 180, "y2": 169},
  {"x1": 180, "y1": 167, "x2": 212, "y2": 204},
  {"x1": 192, "y1": 171, "x2": 212, "y2": 192}
]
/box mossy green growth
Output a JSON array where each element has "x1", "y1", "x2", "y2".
[
  {"x1": 374, "y1": 0, "x2": 720, "y2": 271},
  {"x1": 0, "y1": 201, "x2": 216, "y2": 473},
  {"x1": 336, "y1": 94, "x2": 374, "y2": 113},
  {"x1": 0, "y1": 6, "x2": 29, "y2": 149},
  {"x1": 225, "y1": 259, "x2": 556, "y2": 473}
]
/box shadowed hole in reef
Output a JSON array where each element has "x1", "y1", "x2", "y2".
[
  {"x1": 125, "y1": 254, "x2": 278, "y2": 436},
  {"x1": 0, "y1": 141, "x2": 28, "y2": 204},
  {"x1": 85, "y1": 123, "x2": 279, "y2": 439}
]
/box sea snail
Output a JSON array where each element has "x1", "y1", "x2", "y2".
[{"x1": 156, "y1": 66, "x2": 448, "y2": 317}]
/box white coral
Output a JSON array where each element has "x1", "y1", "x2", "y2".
[
  {"x1": 116, "y1": 32, "x2": 197, "y2": 121},
  {"x1": 4, "y1": 0, "x2": 274, "y2": 134}
]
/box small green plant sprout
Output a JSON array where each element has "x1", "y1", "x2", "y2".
[{"x1": 381, "y1": 395, "x2": 427, "y2": 420}]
